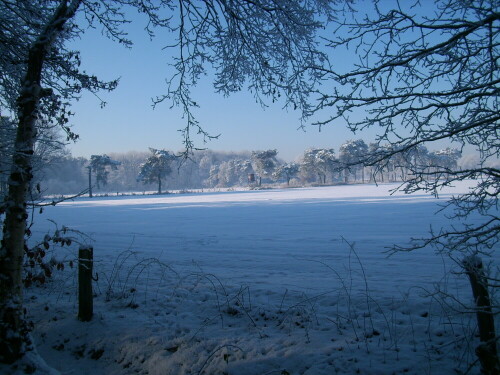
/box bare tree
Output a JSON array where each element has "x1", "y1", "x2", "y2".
[
  {"x1": 0, "y1": 2, "x2": 333, "y2": 363},
  {"x1": 309, "y1": 1, "x2": 499, "y2": 372},
  {"x1": 311, "y1": 0, "x2": 498, "y2": 256}
]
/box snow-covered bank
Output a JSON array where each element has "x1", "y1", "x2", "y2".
[{"x1": 6, "y1": 181, "x2": 496, "y2": 374}]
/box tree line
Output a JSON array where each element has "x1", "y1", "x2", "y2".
[{"x1": 19, "y1": 139, "x2": 464, "y2": 197}]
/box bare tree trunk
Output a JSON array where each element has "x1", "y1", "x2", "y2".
[
  {"x1": 158, "y1": 175, "x2": 162, "y2": 194},
  {"x1": 0, "y1": 1, "x2": 80, "y2": 363},
  {"x1": 463, "y1": 256, "x2": 499, "y2": 375},
  {"x1": 88, "y1": 166, "x2": 93, "y2": 197}
]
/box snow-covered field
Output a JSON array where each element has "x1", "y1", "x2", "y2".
[{"x1": 8, "y1": 182, "x2": 498, "y2": 374}]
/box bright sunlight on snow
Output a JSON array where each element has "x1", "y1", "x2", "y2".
[{"x1": 11, "y1": 181, "x2": 495, "y2": 375}]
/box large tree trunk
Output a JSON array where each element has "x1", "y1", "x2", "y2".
[
  {"x1": 463, "y1": 256, "x2": 499, "y2": 375},
  {"x1": 0, "y1": 1, "x2": 80, "y2": 363}
]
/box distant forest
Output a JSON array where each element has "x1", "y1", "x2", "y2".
[
  {"x1": 0, "y1": 115, "x2": 482, "y2": 197},
  {"x1": 5, "y1": 139, "x2": 481, "y2": 197}
]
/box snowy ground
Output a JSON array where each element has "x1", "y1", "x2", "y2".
[{"x1": 5, "y1": 182, "x2": 498, "y2": 374}]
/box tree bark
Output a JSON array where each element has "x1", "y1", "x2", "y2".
[
  {"x1": 0, "y1": 0, "x2": 81, "y2": 363},
  {"x1": 463, "y1": 256, "x2": 499, "y2": 375},
  {"x1": 88, "y1": 166, "x2": 93, "y2": 198}
]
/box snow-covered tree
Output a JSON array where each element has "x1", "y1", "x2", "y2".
[
  {"x1": 137, "y1": 149, "x2": 176, "y2": 194},
  {"x1": 300, "y1": 148, "x2": 337, "y2": 184},
  {"x1": 0, "y1": 116, "x2": 67, "y2": 201},
  {"x1": 251, "y1": 150, "x2": 279, "y2": 186},
  {"x1": 367, "y1": 143, "x2": 387, "y2": 183},
  {"x1": 405, "y1": 145, "x2": 430, "y2": 177},
  {"x1": 429, "y1": 148, "x2": 462, "y2": 171},
  {"x1": 206, "y1": 165, "x2": 220, "y2": 188},
  {"x1": 1, "y1": 1, "x2": 333, "y2": 364},
  {"x1": 299, "y1": 149, "x2": 318, "y2": 182},
  {"x1": 208, "y1": 158, "x2": 254, "y2": 187},
  {"x1": 107, "y1": 151, "x2": 149, "y2": 192},
  {"x1": 273, "y1": 163, "x2": 300, "y2": 185},
  {"x1": 88, "y1": 154, "x2": 120, "y2": 197},
  {"x1": 228, "y1": 159, "x2": 253, "y2": 187},
  {"x1": 339, "y1": 140, "x2": 368, "y2": 183},
  {"x1": 39, "y1": 155, "x2": 88, "y2": 195},
  {"x1": 216, "y1": 160, "x2": 239, "y2": 187}
]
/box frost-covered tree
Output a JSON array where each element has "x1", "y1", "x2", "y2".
[
  {"x1": 207, "y1": 158, "x2": 253, "y2": 187},
  {"x1": 107, "y1": 151, "x2": 149, "y2": 192},
  {"x1": 1, "y1": 116, "x2": 68, "y2": 200},
  {"x1": 316, "y1": 149, "x2": 337, "y2": 184},
  {"x1": 299, "y1": 149, "x2": 319, "y2": 183},
  {"x1": 214, "y1": 160, "x2": 236, "y2": 187},
  {"x1": 137, "y1": 149, "x2": 176, "y2": 194},
  {"x1": 0, "y1": 0, "x2": 334, "y2": 364},
  {"x1": 273, "y1": 162, "x2": 300, "y2": 186},
  {"x1": 310, "y1": 2, "x2": 499, "y2": 371},
  {"x1": 429, "y1": 148, "x2": 462, "y2": 171},
  {"x1": 88, "y1": 154, "x2": 120, "y2": 197},
  {"x1": 367, "y1": 143, "x2": 387, "y2": 183},
  {"x1": 206, "y1": 165, "x2": 220, "y2": 188},
  {"x1": 312, "y1": 0, "x2": 498, "y2": 253},
  {"x1": 251, "y1": 150, "x2": 279, "y2": 186},
  {"x1": 40, "y1": 155, "x2": 88, "y2": 195},
  {"x1": 300, "y1": 148, "x2": 337, "y2": 184},
  {"x1": 403, "y1": 144, "x2": 430, "y2": 178},
  {"x1": 339, "y1": 140, "x2": 368, "y2": 183},
  {"x1": 223, "y1": 159, "x2": 253, "y2": 187}
]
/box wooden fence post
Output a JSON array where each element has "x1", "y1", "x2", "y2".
[
  {"x1": 78, "y1": 246, "x2": 93, "y2": 322},
  {"x1": 463, "y1": 255, "x2": 499, "y2": 375}
]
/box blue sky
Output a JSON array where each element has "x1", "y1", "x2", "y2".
[
  {"x1": 67, "y1": 2, "x2": 458, "y2": 162},
  {"x1": 67, "y1": 9, "x2": 379, "y2": 162}
]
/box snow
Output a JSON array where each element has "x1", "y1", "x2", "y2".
[{"x1": 3, "y1": 181, "x2": 497, "y2": 375}]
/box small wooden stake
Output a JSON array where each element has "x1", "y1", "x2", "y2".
[{"x1": 78, "y1": 246, "x2": 93, "y2": 322}]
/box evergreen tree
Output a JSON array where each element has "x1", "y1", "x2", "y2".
[{"x1": 137, "y1": 149, "x2": 176, "y2": 194}]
